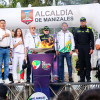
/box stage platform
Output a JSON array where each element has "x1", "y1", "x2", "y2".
[{"x1": 5, "y1": 82, "x2": 100, "y2": 100}]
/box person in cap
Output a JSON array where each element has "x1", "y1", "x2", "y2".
[
  {"x1": 40, "y1": 26, "x2": 54, "y2": 52},
  {"x1": 74, "y1": 17, "x2": 94, "y2": 82},
  {"x1": 0, "y1": 84, "x2": 9, "y2": 100}
]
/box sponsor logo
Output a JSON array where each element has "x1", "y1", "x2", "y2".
[
  {"x1": 21, "y1": 10, "x2": 33, "y2": 25},
  {"x1": 28, "y1": 92, "x2": 48, "y2": 100},
  {"x1": 42, "y1": 61, "x2": 51, "y2": 70},
  {"x1": 32, "y1": 60, "x2": 41, "y2": 70}
]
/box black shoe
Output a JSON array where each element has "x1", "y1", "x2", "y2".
[
  {"x1": 87, "y1": 80, "x2": 91, "y2": 82},
  {"x1": 69, "y1": 78, "x2": 74, "y2": 82},
  {"x1": 26, "y1": 80, "x2": 30, "y2": 84},
  {"x1": 78, "y1": 79, "x2": 85, "y2": 82},
  {"x1": 58, "y1": 79, "x2": 63, "y2": 83}
]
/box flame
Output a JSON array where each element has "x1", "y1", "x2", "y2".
[{"x1": 39, "y1": 37, "x2": 54, "y2": 48}]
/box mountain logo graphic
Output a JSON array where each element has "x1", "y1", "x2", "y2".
[{"x1": 32, "y1": 60, "x2": 41, "y2": 69}]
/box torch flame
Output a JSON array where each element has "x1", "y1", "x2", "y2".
[{"x1": 39, "y1": 37, "x2": 54, "y2": 48}]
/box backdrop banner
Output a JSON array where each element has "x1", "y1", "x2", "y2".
[{"x1": 0, "y1": 4, "x2": 100, "y2": 33}]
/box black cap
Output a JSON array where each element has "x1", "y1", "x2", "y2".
[
  {"x1": 43, "y1": 26, "x2": 50, "y2": 31},
  {"x1": 80, "y1": 17, "x2": 86, "y2": 22},
  {"x1": 0, "y1": 84, "x2": 9, "y2": 99}
]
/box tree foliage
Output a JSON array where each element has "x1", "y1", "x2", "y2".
[
  {"x1": 1, "y1": 0, "x2": 100, "y2": 8},
  {"x1": 12, "y1": 0, "x2": 59, "y2": 7},
  {"x1": 11, "y1": 0, "x2": 18, "y2": 7},
  {"x1": 60, "y1": 0, "x2": 100, "y2": 5},
  {"x1": 15, "y1": 0, "x2": 100, "y2": 7}
]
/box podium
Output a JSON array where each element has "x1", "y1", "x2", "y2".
[{"x1": 28, "y1": 53, "x2": 54, "y2": 99}]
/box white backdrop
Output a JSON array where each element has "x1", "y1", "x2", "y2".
[{"x1": 0, "y1": 3, "x2": 100, "y2": 33}]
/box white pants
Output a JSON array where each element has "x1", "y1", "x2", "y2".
[{"x1": 13, "y1": 53, "x2": 25, "y2": 80}]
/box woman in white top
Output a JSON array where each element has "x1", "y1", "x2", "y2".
[{"x1": 12, "y1": 28, "x2": 25, "y2": 83}]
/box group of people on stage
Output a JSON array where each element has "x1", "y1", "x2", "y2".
[
  {"x1": 0, "y1": 20, "x2": 55, "y2": 84},
  {"x1": 56, "y1": 17, "x2": 94, "y2": 83},
  {"x1": 0, "y1": 16, "x2": 99, "y2": 84}
]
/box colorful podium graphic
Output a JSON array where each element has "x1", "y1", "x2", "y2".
[{"x1": 28, "y1": 53, "x2": 54, "y2": 100}]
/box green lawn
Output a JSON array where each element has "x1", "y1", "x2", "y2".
[{"x1": 72, "y1": 55, "x2": 78, "y2": 68}]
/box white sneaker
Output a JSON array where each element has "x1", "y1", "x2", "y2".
[
  {"x1": 14, "y1": 80, "x2": 19, "y2": 83},
  {"x1": 20, "y1": 79, "x2": 24, "y2": 83},
  {"x1": 0, "y1": 79, "x2": 3, "y2": 83},
  {"x1": 4, "y1": 78, "x2": 11, "y2": 84}
]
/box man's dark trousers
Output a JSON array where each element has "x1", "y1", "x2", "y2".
[
  {"x1": 78, "y1": 44, "x2": 91, "y2": 81},
  {"x1": 27, "y1": 55, "x2": 31, "y2": 82}
]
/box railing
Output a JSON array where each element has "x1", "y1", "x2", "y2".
[{"x1": 6, "y1": 82, "x2": 100, "y2": 100}]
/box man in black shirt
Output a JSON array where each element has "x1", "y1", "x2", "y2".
[{"x1": 74, "y1": 17, "x2": 94, "y2": 82}]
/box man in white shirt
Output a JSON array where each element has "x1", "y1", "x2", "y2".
[
  {"x1": 0, "y1": 19, "x2": 13, "y2": 84},
  {"x1": 96, "y1": 39, "x2": 100, "y2": 59},
  {"x1": 55, "y1": 22, "x2": 75, "y2": 82},
  {"x1": 95, "y1": 38, "x2": 100, "y2": 81},
  {"x1": 24, "y1": 24, "x2": 41, "y2": 83}
]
